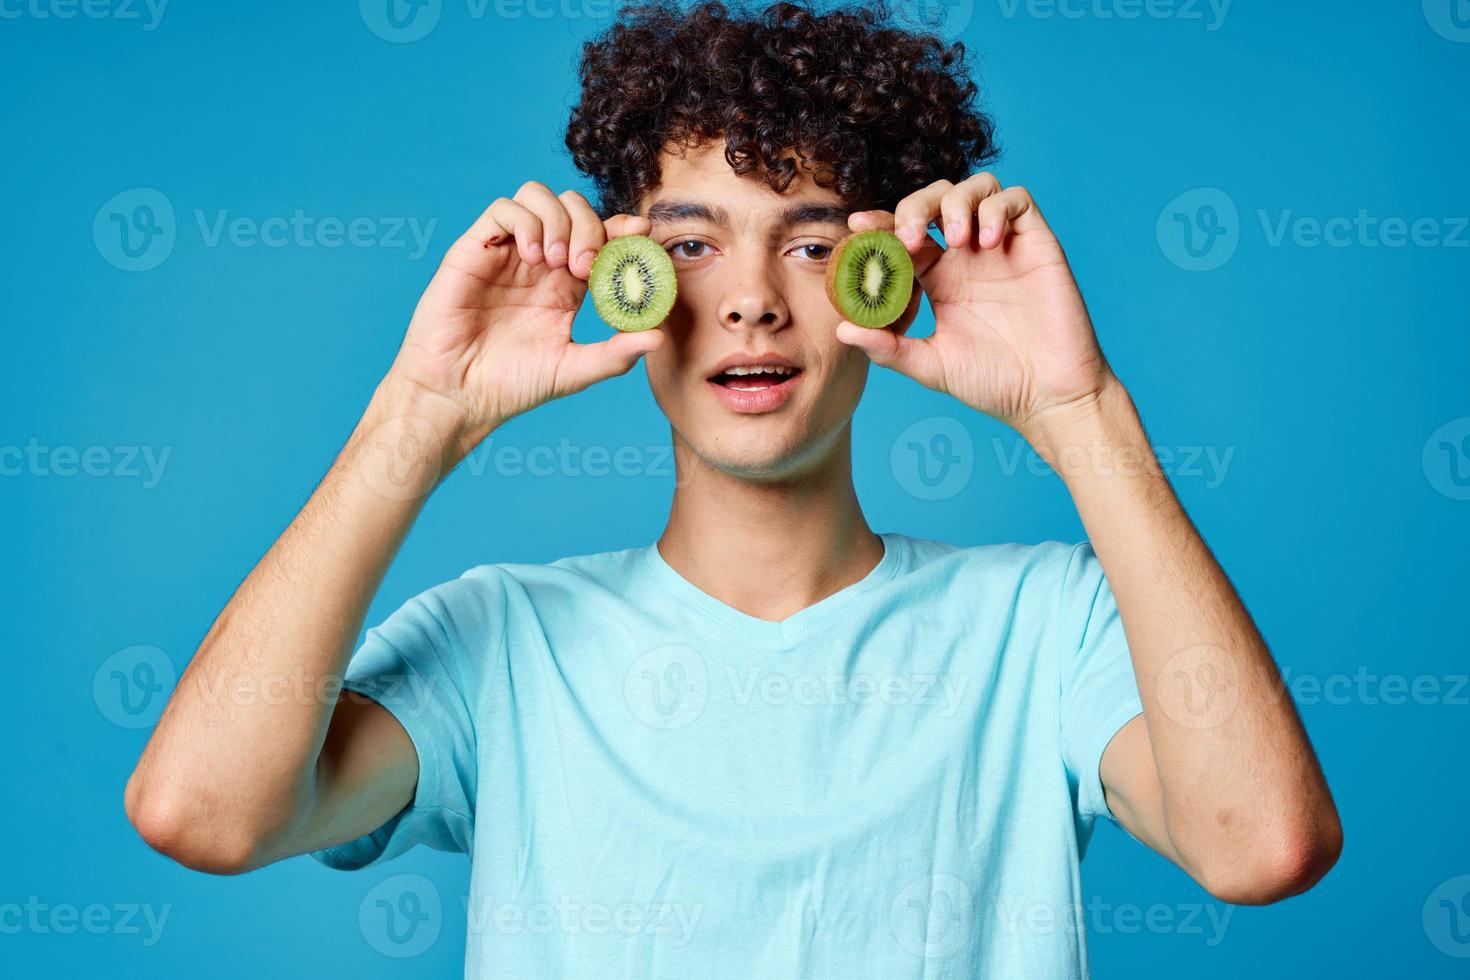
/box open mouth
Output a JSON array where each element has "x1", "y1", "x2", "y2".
[{"x1": 707, "y1": 364, "x2": 803, "y2": 391}]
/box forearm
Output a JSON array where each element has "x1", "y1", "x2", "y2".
[
  {"x1": 1025, "y1": 379, "x2": 1340, "y2": 895},
  {"x1": 125, "y1": 373, "x2": 483, "y2": 869}
]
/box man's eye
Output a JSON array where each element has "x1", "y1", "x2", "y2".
[
  {"x1": 672, "y1": 240, "x2": 707, "y2": 258},
  {"x1": 797, "y1": 243, "x2": 832, "y2": 261}
]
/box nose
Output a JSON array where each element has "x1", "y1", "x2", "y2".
[{"x1": 718, "y1": 258, "x2": 789, "y2": 332}]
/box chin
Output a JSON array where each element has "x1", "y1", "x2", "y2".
[{"x1": 681, "y1": 413, "x2": 847, "y2": 483}]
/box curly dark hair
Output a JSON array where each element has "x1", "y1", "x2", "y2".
[{"x1": 566, "y1": 0, "x2": 998, "y2": 217}]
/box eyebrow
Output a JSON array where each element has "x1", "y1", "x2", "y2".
[{"x1": 646, "y1": 200, "x2": 851, "y2": 231}]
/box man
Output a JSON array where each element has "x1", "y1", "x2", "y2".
[{"x1": 124, "y1": 2, "x2": 1341, "y2": 976}]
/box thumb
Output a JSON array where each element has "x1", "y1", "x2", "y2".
[
  {"x1": 835, "y1": 321, "x2": 944, "y2": 390},
  {"x1": 556, "y1": 329, "x2": 666, "y2": 394}
]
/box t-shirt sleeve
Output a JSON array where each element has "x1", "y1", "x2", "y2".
[
  {"x1": 1056, "y1": 543, "x2": 1144, "y2": 838},
  {"x1": 310, "y1": 567, "x2": 507, "y2": 871}
]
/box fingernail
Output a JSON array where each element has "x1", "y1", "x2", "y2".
[
  {"x1": 526, "y1": 241, "x2": 543, "y2": 261},
  {"x1": 901, "y1": 224, "x2": 923, "y2": 246},
  {"x1": 577, "y1": 249, "x2": 597, "y2": 271},
  {"x1": 546, "y1": 241, "x2": 568, "y2": 264},
  {"x1": 945, "y1": 222, "x2": 963, "y2": 242}
]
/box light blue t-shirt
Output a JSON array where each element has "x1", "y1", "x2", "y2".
[{"x1": 312, "y1": 533, "x2": 1143, "y2": 978}]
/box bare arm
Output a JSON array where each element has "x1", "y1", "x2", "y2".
[
  {"x1": 1030, "y1": 381, "x2": 1341, "y2": 905},
  {"x1": 124, "y1": 186, "x2": 663, "y2": 873},
  {"x1": 838, "y1": 174, "x2": 1341, "y2": 904}
]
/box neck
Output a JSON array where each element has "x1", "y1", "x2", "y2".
[{"x1": 657, "y1": 424, "x2": 884, "y2": 621}]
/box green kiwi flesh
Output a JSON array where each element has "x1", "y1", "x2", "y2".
[
  {"x1": 588, "y1": 235, "x2": 677, "y2": 332},
  {"x1": 824, "y1": 230, "x2": 914, "y2": 329}
]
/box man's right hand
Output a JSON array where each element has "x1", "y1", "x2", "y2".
[{"x1": 386, "y1": 182, "x2": 666, "y2": 443}]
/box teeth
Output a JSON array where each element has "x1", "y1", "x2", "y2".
[{"x1": 726, "y1": 364, "x2": 793, "y2": 376}]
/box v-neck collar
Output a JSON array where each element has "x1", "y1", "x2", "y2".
[{"x1": 642, "y1": 532, "x2": 905, "y2": 645}]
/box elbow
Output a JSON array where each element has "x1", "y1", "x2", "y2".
[
  {"x1": 1199, "y1": 814, "x2": 1344, "y2": 906},
  {"x1": 124, "y1": 771, "x2": 266, "y2": 876}
]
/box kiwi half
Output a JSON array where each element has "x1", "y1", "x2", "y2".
[
  {"x1": 824, "y1": 230, "x2": 914, "y2": 329},
  {"x1": 588, "y1": 235, "x2": 677, "y2": 332}
]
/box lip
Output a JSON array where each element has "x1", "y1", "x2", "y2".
[
  {"x1": 706, "y1": 351, "x2": 801, "y2": 377},
  {"x1": 705, "y1": 351, "x2": 804, "y2": 415}
]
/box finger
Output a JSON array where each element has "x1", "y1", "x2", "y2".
[
  {"x1": 893, "y1": 179, "x2": 955, "y2": 252},
  {"x1": 557, "y1": 329, "x2": 666, "y2": 394},
  {"x1": 848, "y1": 209, "x2": 894, "y2": 233},
  {"x1": 514, "y1": 181, "x2": 573, "y2": 269},
  {"x1": 834, "y1": 321, "x2": 944, "y2": 390},
  {"x1": 462, "y1": 200, "x2": 513, "y2": 247},
  {"x1": 557, "y1": 190, "x2": 607, "y2": 280},
  {"x1": 487, "y1": 198, "x2": 545, "y2": 266},
  {"x1": 939, "y1": 172, "x2": 1003, "y2": 249},
  {"x1": 975, "y1": 185, "x2": 1045, "y2": 249},
  {"x1": 605, "y1": 213, "x2": 654, "y2": 239}
]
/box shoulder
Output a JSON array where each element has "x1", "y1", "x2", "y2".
[
  {"x1": 424, "y1": 545, "x2": 653, "y2": 614},
  {"x1": 890, "y1": 532, "x2": 1093, "y2": 588}
]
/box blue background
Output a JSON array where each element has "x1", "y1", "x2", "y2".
[{"x1": 3, "y1": 0, "x2": 1468, "y2": 975}]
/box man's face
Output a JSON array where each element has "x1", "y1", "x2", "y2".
[{"x1": 638, "y1": 142, "x2": 870, "y2": 480}]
